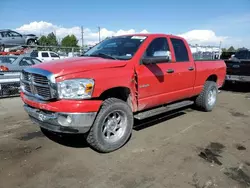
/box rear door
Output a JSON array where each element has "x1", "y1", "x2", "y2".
[
  {"x1": 0, "y1": 31, "x2": 13, "y2": 47},
  {"x1": 168, "y1": 37, "x2": 196, "y2": 97},
  {"x1": 40, "y1": 52, "x2": 50, "y2": 61}
]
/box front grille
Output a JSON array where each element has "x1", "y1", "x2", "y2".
[{"x1": 21, "y1": 70, "x2": 54, "y2": 100}]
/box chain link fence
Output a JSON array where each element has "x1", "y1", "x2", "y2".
[
  {"x1": 0, "y1": 42, "x2": 243, "y2": 98},
  {"x1": 0, "y1": 44, "x2": 90, "y2": 98}
]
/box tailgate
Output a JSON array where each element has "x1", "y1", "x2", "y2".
[{"x1": 225, "y1": 60, "x2": 250, "y2": 76}]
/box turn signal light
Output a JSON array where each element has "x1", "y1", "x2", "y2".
[{"x1": 0, "y1": 65, "x2": 9, "y2": 71}]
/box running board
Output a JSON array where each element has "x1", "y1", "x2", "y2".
[{"x1": 134, "y1": 100, "x2": 194, "y2": 120}]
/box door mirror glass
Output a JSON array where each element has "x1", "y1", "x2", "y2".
[{"x1": 142, "y1": 56, "x2": 169, "y2": 65}]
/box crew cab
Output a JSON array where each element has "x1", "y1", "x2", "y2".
[
  {"x1": 20, "y1": 34, "x2": 226, "y2": 152},
  {"x1": 225, "y1": 49, "x2": 250, "y2": 83}
]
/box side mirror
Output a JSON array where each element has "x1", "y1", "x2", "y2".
[{"x1": 142, "y1": 51, "x2": 170, "y2": 65}]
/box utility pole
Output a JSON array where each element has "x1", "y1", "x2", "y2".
[
  {"x1": 98, "y1": 26, "x2": 101, "y2": 42},
  {"x1": 81, "y1": 26, "x2": 84, "y2": 51}
]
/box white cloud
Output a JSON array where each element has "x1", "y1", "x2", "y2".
[
  {"x1": 16, "y1": 21, "x2": 236, "y2": 48},
  {"x1": 16, "y1": 21, "x2": 149, "y2": 46},
  {"x1": 178, "y1": 30, "x2": 228, "y2": 45}
]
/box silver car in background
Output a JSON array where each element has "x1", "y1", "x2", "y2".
[
  {"x1": 0, "y1": 29, "x2": 39, "y2": 51},
  {"x1": 0, "y1": 55, "x2": 42, "y2": 96}
]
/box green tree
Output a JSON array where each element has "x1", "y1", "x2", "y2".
[
  {"x1": 46, "y1": 32, "x2": 58, "y2": 46},
  {"x1": 221, "y1": 48, "x2": 227, "y2": 52},
  {"x1": 227, "y1": 46, "x2": 235, "y2": 52},
  {"x1": 61, "y1": 35, "x2": 79, "y2": 47},
  {"x1": 38, "y1": 35, "x2": 48, "y2": 46}
]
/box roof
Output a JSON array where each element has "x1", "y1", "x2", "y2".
[
  {"x1": 117, "y1": 33, "x2": 184, "y2": 39},
  {"x1": 0, "y1": 29, "x2": 12, "y2": 32}
]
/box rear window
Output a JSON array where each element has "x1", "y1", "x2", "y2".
[
  {"x1": 170, "y1": 38, "x2": 189, "y2": 62},
  {"x1": 30, "y1": 51, "x2": 38, "y2": 57}
]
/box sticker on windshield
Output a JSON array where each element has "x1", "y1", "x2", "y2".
[
  {"x1": 126, "y1": 54, "x2": 132, "y2": 57},
  {"x1": 131, "y1": 36, "x2": 146, "y2": 40}
]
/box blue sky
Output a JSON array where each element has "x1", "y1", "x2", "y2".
[{"x1": 1, "y1": 0, "x2": 250, "y2": 47}]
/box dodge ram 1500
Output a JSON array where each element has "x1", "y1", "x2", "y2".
[{"x1": 20, "y1": 34, "x2": 226, "y2": 152}]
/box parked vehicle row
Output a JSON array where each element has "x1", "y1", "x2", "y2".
[
  {"x1": 20, "y1": 33, "x2": 226, "y2": 153},
  {"x1": 0, "y1": 55, "x2": 42, "y2": 95}
]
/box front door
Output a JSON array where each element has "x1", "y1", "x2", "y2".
[
  {"x1": 8, "y1": 31, "x2": 25, "y2": 46},
  {"x1": 136, "y1": 37, "x2": 177, "y2": 111}
]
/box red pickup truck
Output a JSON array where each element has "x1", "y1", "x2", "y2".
[{"x1": 20, "y1": 34, "x2": 226, "y2": 152}]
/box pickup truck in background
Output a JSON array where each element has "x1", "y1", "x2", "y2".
[
  {"x1": 225, "y1": 49, "x2": 250, "y2": 83},
  {"x1": 20, "y1": 34, "x2": 226, "y2": 152},
  {"x1": 30, "y1": 50, "x2": 61, "y2": 62}
]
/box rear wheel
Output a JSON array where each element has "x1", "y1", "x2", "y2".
[
  {"x1": 0, "y1": 45, "x2": 5, "y2": 52},
  {"x1": 194, "y1": 81, "x2": 218, "y2": 112},
  {"x1": 86, "y1": 98, "x2": 133, "y2": 153}
]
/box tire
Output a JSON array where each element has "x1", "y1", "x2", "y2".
[
  {"x1": 27, "y1": 39, "x2": 36, "y2": 46},
  {"x1": 86, "y1": 98, "x2": 133, "y2": 153},
  {"x1": 0, "y1": 45, "x2": 5, "y2": 52},
  {"x1": 195, "y1": 81, "x2": 218, "y2": 112}
]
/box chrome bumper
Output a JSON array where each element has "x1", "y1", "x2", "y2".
[
  {"x1": 24, "y1": 105, "x2": 97, "y2": 133},
  {"x1": 226, "y1": 75, "x2": 250, "y2": 82}
]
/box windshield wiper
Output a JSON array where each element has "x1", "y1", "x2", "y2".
[{"x1": 89, "y1": 53, "x2": 117, "y2": 60}]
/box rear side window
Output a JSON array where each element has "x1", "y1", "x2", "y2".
[
  {"x1": 170, "y1": 38, "x2": 189, "y2": 62},
  {"x1": 41, "y1": 52, "x2": 49, "y2": 57},
  {"x1": 19, "y1": 57, "x2": 35, "y2": 66}
]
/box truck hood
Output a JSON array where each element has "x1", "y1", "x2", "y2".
[{"x1": 32, "y1": 57, "x2": 127, "y2": 77}]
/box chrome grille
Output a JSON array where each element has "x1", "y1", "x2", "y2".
[{"x1": 21, "y1": 68, "x2": 57, "y2": 100}]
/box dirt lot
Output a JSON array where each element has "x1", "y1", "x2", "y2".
[{"x1": 0, "y1": 84, "x2": 250, "y2": 188}]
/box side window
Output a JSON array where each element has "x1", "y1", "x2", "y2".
[
  {"x1": 41, "y1": 52, "x2": 49, "y2": 57},
  {"x1": 30, "y1": 51, "x2": 38, "y2": 57},
  {"x1": 31, "y1": 58, "x2": 42, "y2": 64},
  {"x1": 144, "y1": 37, "x2": 171, "y2": 59},
  {"x1": 9, "y1": 31, "x2": 22, "y2": 37},
  {"x1": 1, "y1": 32, "x2": 10, "y2": 38},
  {"x1": 50, "y1": 52, "x2": 59, "y2": 58},
  {"x1": 19, "y1": 58, "x2": 35, "y2": 66},
  {"x1": 170, "y1": 38, "x2": 189, "y2": 62}
]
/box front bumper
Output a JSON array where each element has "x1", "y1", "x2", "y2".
[
  {"x1": 226, "y1": 75, "x2": 250, "y2": 82},
  {"x1": 24, "y1": 104, "x2": 97, "y2": 133}
]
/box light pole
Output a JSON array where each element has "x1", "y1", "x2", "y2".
[{"x1": 98, "y1": 26, "x2": 101, "y2": 42}]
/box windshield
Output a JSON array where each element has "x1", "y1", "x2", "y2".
[
  {"x1": 0, "y1": 56, "x2": 18, "y2": 63},
  {"x1": 234, "y1": 50, "x2": 250, "y2": 59},
  {"x1": 84, "y1": 35, "x2": 147, "y2": 60}
]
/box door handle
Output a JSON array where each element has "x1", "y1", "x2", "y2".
[
  {"x1": 188, "y1": 67, "x2": 194, "y2": 71},
  {"x1": 167, "y1": 69, "x2": 174, "y2": 73}
]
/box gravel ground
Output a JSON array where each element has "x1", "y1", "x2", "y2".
[{"x1": 0, "y1": 84, "x2": 250, "y2": 188}]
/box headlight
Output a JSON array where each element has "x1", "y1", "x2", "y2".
[{"x1": 57, "y1": 79, "x2": 94, "y2": 99}]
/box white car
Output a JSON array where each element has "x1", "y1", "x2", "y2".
[{"x1": 30, "y1": 51, "x2": 60, "y2": 62}]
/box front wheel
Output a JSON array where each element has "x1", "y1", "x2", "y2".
[
  {"x1": 86, "y1": 98, "x2": 133, "y2": 153},
  {"x1": 27, "y1": 39, "x2": 36, "y2": 46},
  {"x1": 194, "y1": 81, "x2": 218, "y2": 112}
]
